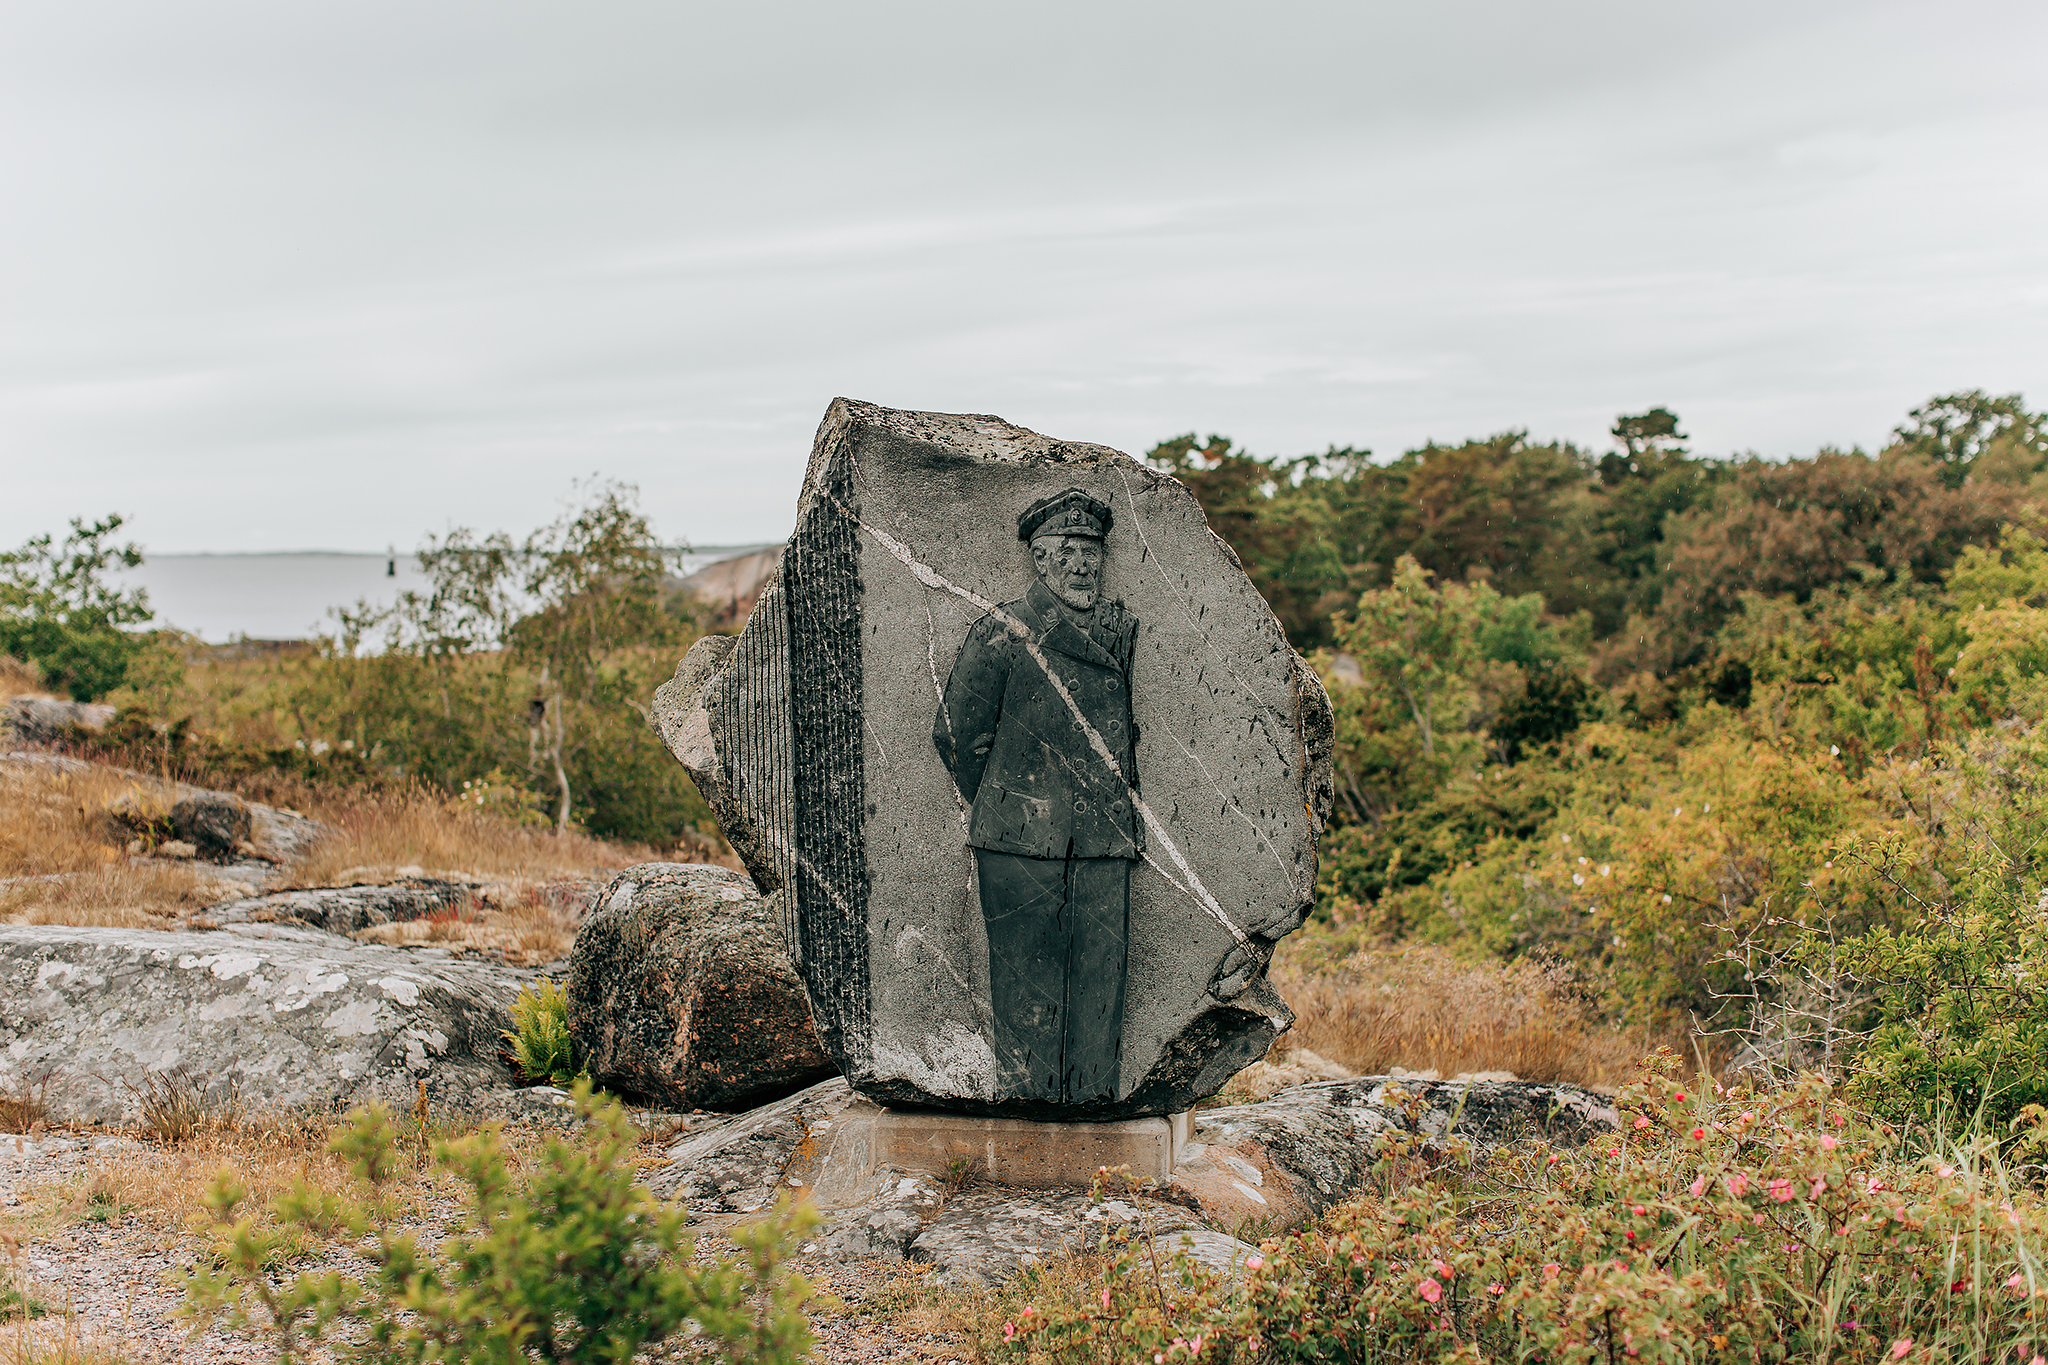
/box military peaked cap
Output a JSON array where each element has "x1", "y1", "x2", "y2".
[{"x1": 1018, "y1": 488, "x2": 1113, "y2": 542}]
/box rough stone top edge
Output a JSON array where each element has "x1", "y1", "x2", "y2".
[{"x1": 815, "y1": 397, "x2": 1141, "y2": 474}]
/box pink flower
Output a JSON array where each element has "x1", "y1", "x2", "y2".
[
  {"x1": 1689, "y1": 1176, "x2": 1708, "y2": 1197},
  {"x1": 1487, "y1": 1282, "x2": 1505, "y2": 1295},
  {"x1": 1631, "y1": 1204, "x2": 1647, "y2": 1216},
  {"x1": 2005, "y1": 1271, "x2": 2024, "y2": 1290},
  {"x1": 1820, "y1": 1135, "x2": 1838, "y2": 1151},
  {"x1": 1101, "y1": 1288, "x2": 1111, "y2": 1309},
  {"x1": 1432, "y1": 1260, "x2": 1455, "y2": 1278},
  {"x1": 1418, "y1": 1278, "x2": 1443, "y2": 1303},
  {"x1": 1726, "y1": 1173, "x2": 1750, "y2": 1198},
  {"x1": 1810, "y1": 1177, "x2": 1826, "y2": 1199},
  {"x1": 1634, "y1": 1116, "x2": 1651, "y2": 1130},
  {"x1": 1938, "y1": 1165, "x2": 1955, "y2": 1178},
  {"x1": 1768, "y1": 1178, "x2": 1794, "y2": 1203},
  {"x1": 1674, "y1": 1092, "x2": 1687, "y2": 1102},
  {"x1": 1245, "y1": 1255, "x2": 1264, "y2": 1271},
  {"x1": 1003, "y1": 1322, "x2": 1017, "y2": 1342},
  {"x1": 1691, "y1": 1127, "x2": 1707, "y2": 1140},
  {"x1": 1890, "y1": 1340, "x2": 1912, "y2": 1360},
  {"x1": 1543, "y1": 1262, "x2": 1561, "y2": 1280}
]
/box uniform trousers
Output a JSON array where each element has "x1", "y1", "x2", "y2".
[{"x1": 975, "y1": 849, "x2": 1130, "y2": 1104}]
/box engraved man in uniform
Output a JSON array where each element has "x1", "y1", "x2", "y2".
[{"x1": 933, "y1": 489, "x2": 1140, "y2": 1105}]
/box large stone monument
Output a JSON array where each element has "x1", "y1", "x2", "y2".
[{"x1": 653, "y1": 400, "x2": 1333, "y2": 1122}]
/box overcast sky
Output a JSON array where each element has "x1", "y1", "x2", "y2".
[{"x1": 4, "y1": 1, "x2": 2044, "y2": 553}]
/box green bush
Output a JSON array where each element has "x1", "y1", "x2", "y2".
[
  {"x1": 983, "y1": 1064, "x2": 2048, "y2": 1364},
  {"x1": 182, "y1": 1081, "x2": 816, "y2": 1364},
  {"x1": 0, "y1": 514, "x2": 154, "y2": 701},
  {"x1": 1779, "y1": 726, "x2": 2048, "y2": 1138},
  {"x1": 505, "y1": 979, "x2": 581, "y2": 1088}
]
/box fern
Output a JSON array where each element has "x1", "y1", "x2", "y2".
[{"x1": 505, "y1": 979, "x2": 581, "y2": 1087}]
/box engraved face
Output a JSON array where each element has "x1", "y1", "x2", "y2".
[{"x1": 1031, "y1": 534, "x2": 1103, "y2": 611}]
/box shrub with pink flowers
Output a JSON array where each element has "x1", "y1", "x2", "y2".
[{"x1": 980, "y1": 1057, "x2": 2048, "y2": 1363}]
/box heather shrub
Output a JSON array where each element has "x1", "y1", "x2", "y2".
[{"x1": 982, "y1": 1060, "x2": 2048, "y2": 1364}]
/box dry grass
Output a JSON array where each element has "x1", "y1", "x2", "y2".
[
  {"x1": 0, "y1": 1318, "x2": 141, "y2": 1365},
  {"x1": 88, "y1": 1118, "x2": 356, "y2": 1236},
  {"x1": 1270, "y1": 940, "x2": 1650, "y2": 1087},
  {"x1": 86, "y1": 1105, "x2": 525, "y2": 1241},
  {"x1": 352, "y1": 883, "x2": 581, "y2": 966},
  {"x1": 285, "y1": 785, "x2": 649, "y2": 886},
  {"x1": 0, "y1": 762, "x2": 203, "y2": 928},
  {"x1": 0, "y1": 658, "x2": 43, "y2": 700}
]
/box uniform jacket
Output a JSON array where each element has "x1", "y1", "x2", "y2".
[{"x1": 934, "y1": 577, "x2": 1142, "y2": 861}]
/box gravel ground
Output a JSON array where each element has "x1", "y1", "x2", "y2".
[{"x1": 0, "y1": 1129, "x2": 975, "y2": 1364}]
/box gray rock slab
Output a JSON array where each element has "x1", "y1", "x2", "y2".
[
  {"x1": 1170, "y1": 1075, "x2": 1621, "y2": 1230},
  {"x1": 0, "y1": 925, "x2": 529, "y2": 1123},
  {"x1": 1152, "y1": 1228, "x2": 1265, "y2": 1279},
  {"x1": 195, "y1": 879, "x2": 477, "y2": 934},
  {"x1": 2, "y1": 698, "x2": 115, "y2": 746},
  {"x1": 908, "y1": 1190, "x2": 1197, "y2": 1287},
  {"x1": 565, "y1": 863, "x2": 836, "y2": 1110},
  {"x1": 651, "y1": 399, "x2": 1334, "y2": 1121},
  {"x1": 645, "y1": 1076, "x2": 861, "y2": 1213},
  {"x1": 641, "y1": 1070, "x2": 1617, "y2": 1284}
]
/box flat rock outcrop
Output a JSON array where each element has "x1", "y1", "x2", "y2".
[
  {"x1": 196, "y1": 878, "x2": 480, "y2": 934},
  {"x1": 566, "y1": 863, "x2": 834, "y2": 1110},
  {"x1": 0, "y1": 925, "x2": 536, "y2": 1124},
  {"x1": 642, "y1": 1071, "x2": 1617, "y2": 1284},
  {"x1": 1168, "y1": 1076, "x2": 1622, "y2": 1230},
  {"x1": 2, "y1": 696, "x2": 115, "y2": 746}
]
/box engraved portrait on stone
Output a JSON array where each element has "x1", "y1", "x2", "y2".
[
  {"x1": 932, "y1": 489, "x2": 1140, "y2": 1104},
  {"x1": 652, "y1": 401, "x2": 1335, "y2": 1121}
]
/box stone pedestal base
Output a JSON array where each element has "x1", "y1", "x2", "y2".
[
  {"x1": 795, "y1": 1097, "x2": 1192, "y2": 1207},
  {"x1": 871, "y1": 1108, "x2": 1191, "y2": 1188}
]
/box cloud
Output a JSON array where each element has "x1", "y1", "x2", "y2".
[{"x1": 1, "y1": 0, "x2": 2044, "y2": 551}]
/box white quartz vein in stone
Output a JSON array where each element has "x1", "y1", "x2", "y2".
[
  {"x1": 1116, "y1": 465, "x2": 1294, "y2": 767},
  {"x1": 893, "y1": 926, "x2": 982, "y2": 1001},
  {"x1": 832, "y1": 497, "x2": 1248, "y2": 947}
]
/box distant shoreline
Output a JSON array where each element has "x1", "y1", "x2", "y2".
[
  {"x1": 141, "y1": 543, "x2": 778, "y2": 559},
  {"x1": 112, "y1": 544, "x2": 780, "y2": 644}
]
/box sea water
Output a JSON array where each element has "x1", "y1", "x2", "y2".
[{"x1": 114, "y1": 546, "x2": 773, "y2": 644}]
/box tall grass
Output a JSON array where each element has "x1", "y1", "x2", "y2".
[
  {"x1": 285, "y1": 783, "x2": 648, "y2": 886},
  {"x1": 1272, "y1": 940, "x2": 1646, "y2": 1086},
  {"x1": 0, "y1": 761, "x2": 202, "y2": 927}
]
